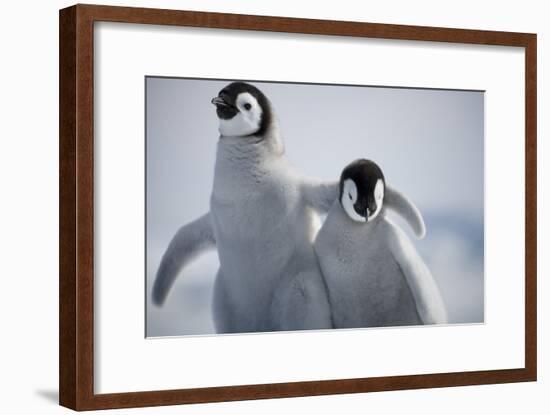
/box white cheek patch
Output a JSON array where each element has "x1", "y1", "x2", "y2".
[
  {"x1": 341, "y1": 179, "x2": 366, "y2": 223},
  {"x1": 369, "y1": 179, "x2": 385, "y2": 221},
  {"x1": 218, "y1": 92, "x2": 263, "y2": 137}
]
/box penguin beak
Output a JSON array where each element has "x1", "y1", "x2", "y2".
[{"x1": 211, "y1": 96, "x2": 229, "y2": 107}]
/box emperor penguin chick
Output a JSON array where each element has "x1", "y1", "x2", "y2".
[{"x1": 315, "y1": 159, "x2": 447, "y2": 328}]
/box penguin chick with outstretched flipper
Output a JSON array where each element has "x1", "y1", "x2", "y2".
[
  {"x1": 152, "y1": 83, "x2": 427, "y2": 333},
  {"x1": 315, "y1": 159, "x2": 447, "y2": 329}
]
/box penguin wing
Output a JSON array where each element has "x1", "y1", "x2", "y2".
[
  {"x1": 301, "y1": 178, "x2": 339, "y2": 213},
  {"x1": 152, "y1": 213, "x2": 216, "y2": 306},
  {"x1": 385, "y1": 219, "x2": 448, "y2": 325},
  {"x1": 385, "y1": 185, "x2": 426, "y2": 239}
]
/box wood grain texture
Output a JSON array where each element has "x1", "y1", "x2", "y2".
[
  {"x1": 59, "y1": 3, "x2": 537, "y2": 411},
  {"x1": 59, "y1": 5, "x2": 77, "y2": 409},
  {"x1": 524, "y1": 35, "x2": 537, "y2": 381}
]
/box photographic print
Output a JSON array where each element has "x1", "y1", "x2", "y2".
[{"x1": 146, "y1": 77, "x2": 484, "y2": 337}]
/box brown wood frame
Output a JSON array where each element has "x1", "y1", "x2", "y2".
[{"x1": 59, "y1": 3, "x2": 537, "y2": 411}]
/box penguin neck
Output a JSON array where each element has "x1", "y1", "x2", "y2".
[
  {"x1": 334, "y1": 202, "x2": 387, "y2": 233},
  {"x1": 213, "y1": 114, "x2": 286, "y2": 201}
]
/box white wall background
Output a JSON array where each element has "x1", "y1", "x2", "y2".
[{"x1": 0, "y1": 0, "x2": 546, "y2": 414}]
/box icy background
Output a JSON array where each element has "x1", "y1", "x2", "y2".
[{"x1": 146, "y1": 77, "x2": 484, "y2": 337}]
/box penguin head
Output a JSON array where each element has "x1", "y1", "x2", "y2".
[
  {"x1": 211, "y1": 82, "x2": 272, "y2": 137},
  {"x1": 339, "y1": 159, "x2": 385, "y2": 223}
]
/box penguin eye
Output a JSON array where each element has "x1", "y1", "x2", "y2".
[
  {"x1": 243, "y1": 103, "x2": 252, "y2": 111},
  {"x1": 348, "y1": 193, "x2": 353, "y2": 200}
]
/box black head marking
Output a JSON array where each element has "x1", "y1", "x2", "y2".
[
  {"x1": 340, "y1": 159, "x2": 385, "y2": 219},
  {"x1": 212, "y1": 82, "x2": 272, "y2": 136}
]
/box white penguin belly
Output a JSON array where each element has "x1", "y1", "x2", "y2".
[
  {"x1": 211, "y1": 170, "x2": 315, "y2": 331},
  {"x1": 316, "y1": 204, "x2": 421, "y2": 329},
  {"x1": 330, "y1": 243, "x2": 420, "y2": 328}
]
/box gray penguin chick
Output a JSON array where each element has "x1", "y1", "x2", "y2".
[
  {"x1": 315, "y1": 159, "x2": 447, "y2": 328},
  {"x1": 152, "y1": 83, "x2": 427, "y2": 334}
]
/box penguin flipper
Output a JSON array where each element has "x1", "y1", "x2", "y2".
[
  {"x1": 385, "y1": 219, "x2": 447, "y2": 325},
  {"x1": 385, "y1": 185, "x2": 426, "y2": 239},
  {"x1": 301, "y1": 178, "x2": 339, "y2": 213},
  {"x1": 152, "y1": 213, "x2": 216, "y2": 306}
]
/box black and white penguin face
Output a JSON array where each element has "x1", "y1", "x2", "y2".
[
  {"x1": 211, "y1": 82, "x2": 271, "y2": 137},
  {"x1": 339, "y1": 159, "x2": 385, "y2": 223}
]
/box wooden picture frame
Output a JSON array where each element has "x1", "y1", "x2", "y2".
[{"x1": 59, "y1": 4, "x2": 537, "y2": 411}]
